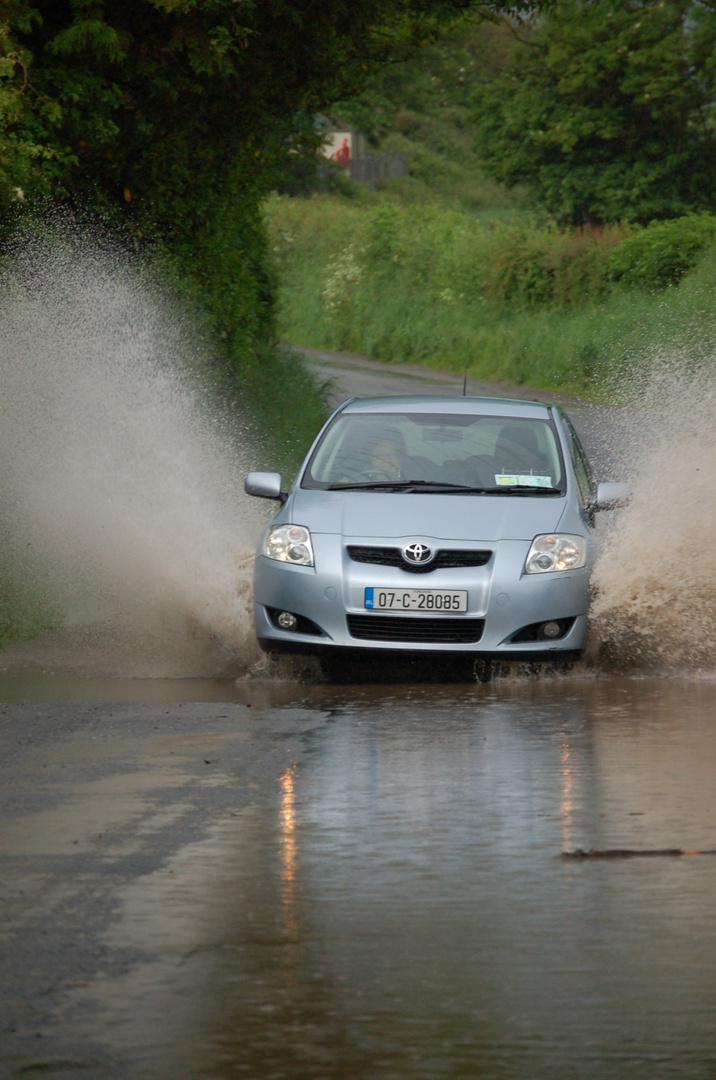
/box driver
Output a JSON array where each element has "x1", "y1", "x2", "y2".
[
  {"x1": 369, "y1": 433, "x2": 405, "y2": 476},
  {"x1": 334, "y1": 427, "x2": 410, "y2": 483},
  {"x1": 365, "y1": 430, "x2": 407, "y2": 479}
]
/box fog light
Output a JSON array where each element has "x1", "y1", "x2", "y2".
[
  {"x1": 277, "y1": 611, "x2": 298, "y2": 630},
  {"x1": 542, "y1": 620, "x2": 562, "y2": 639}
]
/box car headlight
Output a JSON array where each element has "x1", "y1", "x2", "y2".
[
  {"x1": 263, "y1": 524, "x2": 314, "y2": 566},
  {"x1": 525, "y1": 534, "x2": 587, "y2": 574}
]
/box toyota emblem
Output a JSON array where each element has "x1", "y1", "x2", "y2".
[{"x1": 403, "y1": 542, "x2": 434, "y2": 565}]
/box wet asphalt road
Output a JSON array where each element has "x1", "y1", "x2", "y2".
[
  {"x1": 4, "y1": 677, "x2": 716, "y2": 1079},
  {"x1": 299, "y1": 344, "x2": 585, "y2": 408},
  {"x1": 0, "y1": 689, "x2": 325, "y2": 1078},
  {"x1": 2, "y1": 350, "x2": 711, "y2": 1079}
]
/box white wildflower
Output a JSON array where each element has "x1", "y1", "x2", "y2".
[{"x1": 322, "y1": 243, "x2": 364, "y2": 313}]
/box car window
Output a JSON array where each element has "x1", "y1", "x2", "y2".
[
  {"x1": 303, "y1": 413, "x2": 565, "y2": 492},
  {"x1": 561, "y1": 414, "x2": 596, "y2": 507}
]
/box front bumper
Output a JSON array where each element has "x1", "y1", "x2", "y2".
[{"x1": 253, "y1": 534, "x2": 590, "y2": 657}]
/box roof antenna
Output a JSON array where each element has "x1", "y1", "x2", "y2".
[{"x1": 462, "y1": 339, "x2": 469, "y2": 397}]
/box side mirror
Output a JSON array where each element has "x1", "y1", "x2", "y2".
[
  {"x1": 594, "y1": 482, "x2": 632, "y2": 512},
  {"x1": 244, "y1": 471, "x2": 286, "y2": 503}
]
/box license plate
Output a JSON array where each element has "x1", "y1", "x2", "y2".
[{"x1": 364, "y1": 588, "x2": 467, "y2": 613}]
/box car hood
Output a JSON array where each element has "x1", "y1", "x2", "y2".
[{"x1": 288, "y1": 489, "x2": 567, "y2": 542}]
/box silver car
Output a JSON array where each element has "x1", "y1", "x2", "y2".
[{"x1": 245, "y1": 396, "x2": 629, "y2": 666}]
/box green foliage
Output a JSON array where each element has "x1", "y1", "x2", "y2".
[
  {"x1": 0, "y1": 0, "x2": 518, "y2": 226},
  {"x1": 277, "y1": 111, "x2": 358, "y2": 198},
  {"x1": 485, "y1": 230, "x2": 558, "y2": 308},
  {"x1": 0, "y1": 22, "x2": 58, "y2": 203},
  {"x1": 482, "y1": 214, "x2": 716, "y2": 306},
  {"x1": 0, "y1": 0, "x2": 525, "y2": 465},
  {"x1": 334, "y1": 20, "x2": 524, "y2": 215},
  {"x1": 0, "y1": 602, "x2": 57, "y2": 648},
  {"x1": 608, "y1": 215, "x2": 716, "y2": 289},
  {"x1": 484, "y1": 225, "x2": 623, "y2": 308},
  {"x1": 336, "y1": 18, "x2": 513, "y2": 143},
  {"x1": 267, "y1": 192, "x2": 716, "y2": 397},
  {"x1": 0, "y1": 1, "x2": 531, "y2": 646},
  {"x1": 474, "y1": 0, "x2": 716, "y2": 224}
]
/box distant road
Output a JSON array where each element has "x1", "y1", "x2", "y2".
[
  {"x1": 292, "y1": 344, "x2": 629, "y2": 479},
  {"x1": 293, "y1": 344, "x2": 583, "y2": 412}
]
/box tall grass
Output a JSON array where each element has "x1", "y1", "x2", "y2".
[{"x1": 267, "y1": 193, "x2": 716, "y2": 398}]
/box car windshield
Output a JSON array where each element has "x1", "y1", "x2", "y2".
[{"x1": 302, "y1": 412, "x2": 565, "y2": 494}]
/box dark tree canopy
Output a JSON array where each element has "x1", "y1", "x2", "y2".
[
  {"x1": 0, "y1": 0, "x2": 523, "y2": 233},
  {"x1": 0, "y1": 0, "x2": 533, "y2": 453},
  {"x1": 473, "y1": 0, "x2": 716, "y2": 224}
]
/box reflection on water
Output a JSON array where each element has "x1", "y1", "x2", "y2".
[
  {"x1": 560, "y1": 734, "x2": 575, "y2": 851},
  {"x1": 279, "y1": 766, "x2": 300, "y2": 948},
  {"x1": 54, "y1": 679, "x2": 716, "y2": 1077}
]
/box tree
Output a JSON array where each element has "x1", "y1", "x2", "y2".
[
  {"x1": 473, "y1": 0, "x2": 716, "y2": 224},
  {"x1": 0, "y1": 0, "x2": 526, "y2": 458},
  {"x1": 0, "y1": 0, "x2": 524, "y2": 227},
  {"x1": 329, "y1": 19, "x2": 517, "y2": 211}
]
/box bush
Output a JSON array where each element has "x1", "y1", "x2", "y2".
[
  {"x1": 484, "y1": 229, "x2": 558, "y2": 308},
  {"x1": 607, "y1": 214, "x2": 716, "y2": 289},
  {"x1": 479, "y1": 216, "x2": 716, "y2": 309},
  {"x1": 484, "y1": 225, "x2": 627, "y2": 310},
  {"x1": 267, "y1": 191, "x2": 716, "y2": 399},
  {"x1": 545, "y1": 227, "x2": 624, "y2": 307},
  {"x1": 160, "y1": 175, "x2": 329, "y2": 473}
]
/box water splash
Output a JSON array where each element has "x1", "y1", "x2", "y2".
[
  {"x1": 591, "y1": 362, "x2": 716, "y2": 673},
  {"x1": 0, "y1": 229, "x2": 266, "y2": 677},
  {"x1": 4, "y1": 229, "x2": 713, "y2": 681}
]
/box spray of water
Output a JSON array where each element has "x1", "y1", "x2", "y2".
[
  {"x1": 591, "y1": 361, "x2": 716, "y2": 673},
  {"x1": 3, "y1": 228, "x2": 713, "y2": 681},
  {"x1": 0, "y1": 229, "x2": 267, "y2": 677}
]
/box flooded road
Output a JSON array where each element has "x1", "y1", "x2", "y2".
[
  {"x1": 3, "y1": 322, "x2": 716, "y2": 1078},
  {"x1": 3, "y1": 673, "x2": 716, "y2": 1079}
]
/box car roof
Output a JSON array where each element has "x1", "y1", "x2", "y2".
[{"x1": 339, "y1": 395, "x2": 555, "y2": 419}]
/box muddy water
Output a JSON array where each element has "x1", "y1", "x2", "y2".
[
  {"x1": 0, "y1": 232, "x2": 264, "y2": 676},
  {"x1": 14, "y1": 674, "x2": 715, "y2": 1080}
]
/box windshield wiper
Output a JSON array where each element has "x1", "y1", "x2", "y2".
[
  {"x1": 322, "y1": 480, "x2": 561, "y2": 494},
  {"x1": 325, "y1": 480, "x2": 497, "y2": 493},
  {"x1": 324, "y1": 480, "x2": 422, "y2": 491},
  {"x1": 397, "y1": 481, "x2": 498, "y2": 493}
]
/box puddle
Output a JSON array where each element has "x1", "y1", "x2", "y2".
[{"x1": 28, "y1": 679, "x2": 716, "y2": 1079}]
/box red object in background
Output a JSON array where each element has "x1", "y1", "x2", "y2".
[{"x1": 334, "y1": 138, "x2": 350, "y2": 164}]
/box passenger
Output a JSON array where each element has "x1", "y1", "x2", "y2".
[{"x1": 493, "y1": 424, "x2": 543, "y2": 475}]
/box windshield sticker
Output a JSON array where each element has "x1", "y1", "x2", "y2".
[{"x1": 495, "y1": 474, "x2": 553, "y2": 487}]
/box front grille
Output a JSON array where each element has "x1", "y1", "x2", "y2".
[
  {"x1": 347, "y1": 614, "x2": 485, "y2": 643},
  {"x1": 347, "y1": 546, "x2": 492, "y2": 574}
]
